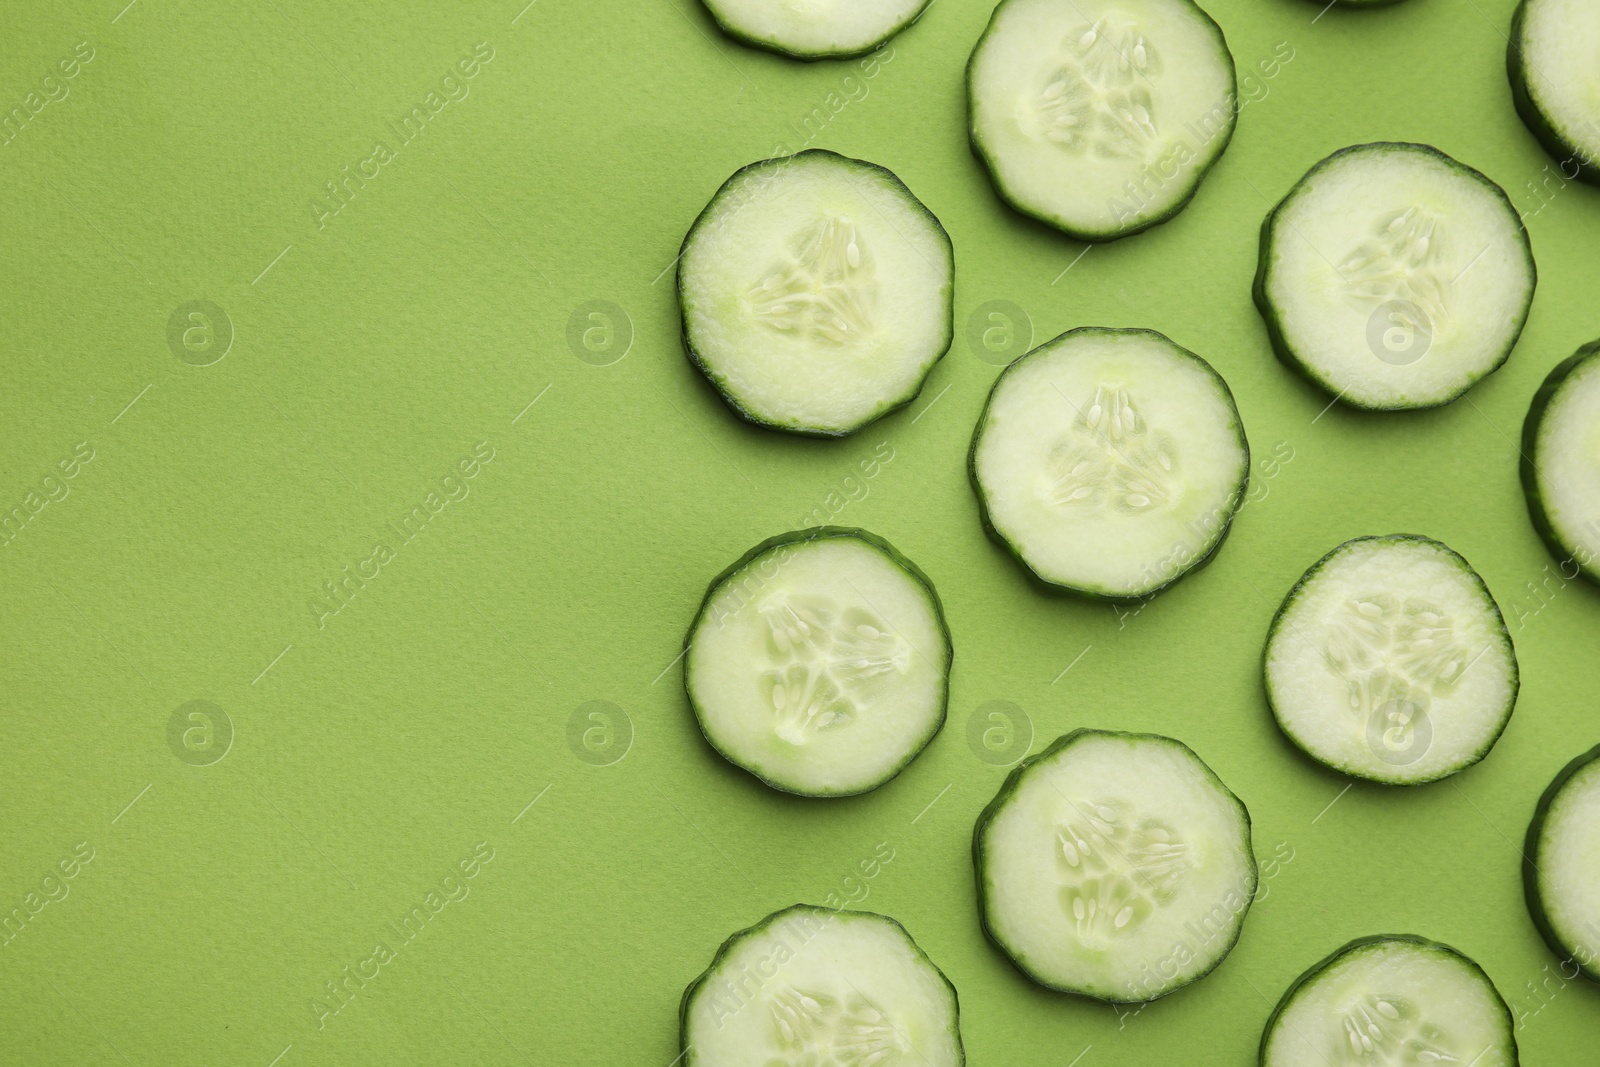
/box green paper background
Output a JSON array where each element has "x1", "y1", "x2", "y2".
[{"x1": 2, "y1": 0, "x2": 1597, "y2": 1063}]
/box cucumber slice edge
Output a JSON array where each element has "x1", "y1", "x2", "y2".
[
  {"x1": 682, "y1": 525, "x2": 953, "y2": 797},
  {"x1": 1523, "y1": 743, "x2": 1600, "y2": 984},
  {"x1": 1263, "y1": 533, "x2": 1520, "y2": 786},
  {"x1": 1252, "y1": 141, "x2": 1536, "y2": 412},
  {"x1": 676, "y1": 148, "x2": 955, "y2": 439},
  {"x1": 971, "y1": 727, "x2": 1259, "y2": 1002}
]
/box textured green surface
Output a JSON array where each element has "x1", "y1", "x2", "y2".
[{"x1": 1, "y1": 0, "x2": 1597, "y2": 1064}]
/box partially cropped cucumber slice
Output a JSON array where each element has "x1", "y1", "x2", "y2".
[
  {"x1": 1260, "y1": 936, "x2": 1518, "y2": 1066},
  {"x1": 966, "y1": 0, "x2": 1238, "y2": 240},
  {"x1": 1255, "y1": 142, "x2": 1535, "y2": 410},
  {"x1": 684, "y1": 527, "x2": 951, "y2": 796},
  {"x1": 1524, "y1": 744, "x2": 1600, "y2": 982},
  {"x1": 973, "y1": 729, "x2": 1256, "y2": 1001},
  {"x1": 969, "y1": 327, "x2": 1249, "y2": 599},
  {"x1": 1521, "y1": 340, "x2": 1600, "y2": 584},
  {"x1": 679, "y1": 150, "x2": 954, "y2": 437},
  {"x1": 681, "y1": 905, "x2": 964, "y2": 1066},
  {"x1": 1510, "y1": 0, "x2": 1600, "y2": 186},
  {"x1": 1264, "y1": 536, "x2": 1518, "y2": 785},
  {"x1": 700, "y1": 0, "x2": 931, "y2": 59}
]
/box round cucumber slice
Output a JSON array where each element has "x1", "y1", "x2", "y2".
[
  {"x1": 973, "y1": 729, "x2": 1257, "y2": 1002},
  {"x1": 1264, "y1": 535, "x2": 1519, "y2": 786},
  {"x1": 678, "y1": 150, "x2": 954, "y2": 438},
  {"x1": 684, "y1": 527, "x2": 951, "y2": 796},
  {"x1": 1509, "y1": 0, "x2": 1600, "y2": 186},
  {"x1": 700, "y1": 0, "x2": 932, "y2": 59},
  {"x1": 1260, "y1": 936, "x2": 1518, "y2": 1066},
  {"x1": 1521, "y1": 340, "x2": 1600, "y2": 585},
  {"x1": 681, "y1": 905, "x2": 964, "y2": 1066},
  {"x1": 969, "y1": 327, "x2": 1249, "y2": 599},
  {"x1": 1254, "y1": 142, "x2": 1535, "y2": 411},
  {"x1": 1524, "y1": 744, "x2": 1600, "y2": 982},
  {"x1": 966, "y1": 0, "x2": 1238, "y2": 241}
]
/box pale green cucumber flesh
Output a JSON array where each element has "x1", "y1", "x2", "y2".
[{"x1": 1508, "y1": 0, "x2": 1600, "y2": 185}]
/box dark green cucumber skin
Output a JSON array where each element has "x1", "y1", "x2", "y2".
[
  {"x1": 964, "y1": 0, "x2": 1238, "y2": 243},
  {"x1": 1507, "y1": 0, "x2": 1600, "y2": 187},
  {"x1": 1252, "y1": 142, "x2": 1536, "y2": 412},
  {"x1": 1258, "y1": 935, "x2": 1520, "y2": 1065},
  {"x1": 1262, "y1": 534, "x2": 1520, "y2": 786},
  {"x1": 967, "y1": 326, "x2": 1251, "y2": 602},
  {"x1": 678, "y1": 904, "x2": 966, "y2": 1066},
  {"x1": 677, "y1": 149, "x2": 955, "y2": 439},
  {"x1": 1523, "y1": 744, "x2": 1600, "y2": 983},
  {"x1": 698, "y1": 0, "x2": 932, "y2": 61},
  {"x1": 1519, "y1": 341, "x2": 1600, "y2": 586},
  {"x1": 971, "y1": 728, "x2": 1258, "y2": 1003},
  {"x1": 682, "y1": 526, "x2": 953, "y2": 797}
]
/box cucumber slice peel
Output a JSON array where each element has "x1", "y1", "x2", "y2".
[
  {"x1": 1264, "y1": 535, "x2": 1519, "y2": 786},
  {"x1": 1524, "y1": 744, "x2": 1600, "y2": 983},
  {"x1": 973, "y1": 728, "x2": 1257, "y2": 1002},
  {"x1": 1254, "y1": 142, "x2": 1535, "y2": 411},
  {"x1": 1520, "y1": 339, "x2": 1600, "y2": 585},
  {"x1": 678, "y1": 150, "x2": 954, "y2": 438},
  {"x1": 680, "y1": 904, "x2": 964, "y2": 1066},
  {"x1": 1260, "y1": 935, "x2": 1518, "y2": 1066},
  {"x1": 684, "y1": 527, "x2": 952, "y2": 797}
]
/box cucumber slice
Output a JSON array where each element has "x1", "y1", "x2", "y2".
[
  {"x1": 1260, "y1": 936, "x2": 1518, "y2": 1066},
  {"x1": 1264, "y1": 535, "x2": 1519, "y2": 786},
  {"x1": 681, "y1": 905, "x2": 964, "y2": 1066},
  {"x1": 1521, "y1": 340, "x2": 1600, "y2": 584},
  {"x1": 678, "y1": 150, "x2": 954, "y2": 438},
  {"x1": 684, "y1": 527, "x2": 951, "y2": 796},
  {"x1": 969, "y1": 327, "x2": 1249, "y2": 599},
  {"x1": 1254, "y1": 142, "x2": 1535, "y2": 411},
  {"x1": 700, "y1": 0, "x2": 931, "y2": 59},
  {"x1": 966, "y1": 0, "x2": 1238, "y2": 241},
  {"x1": 1524, "y1": 744, "x2": 1600, "y2": 982},
  {"x1": 1509, "y1": 0, "x2": 1600, "y2": 186},
  {"x1": 973, "y1": 729, "x2": 1257, "y2": 1001}
]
